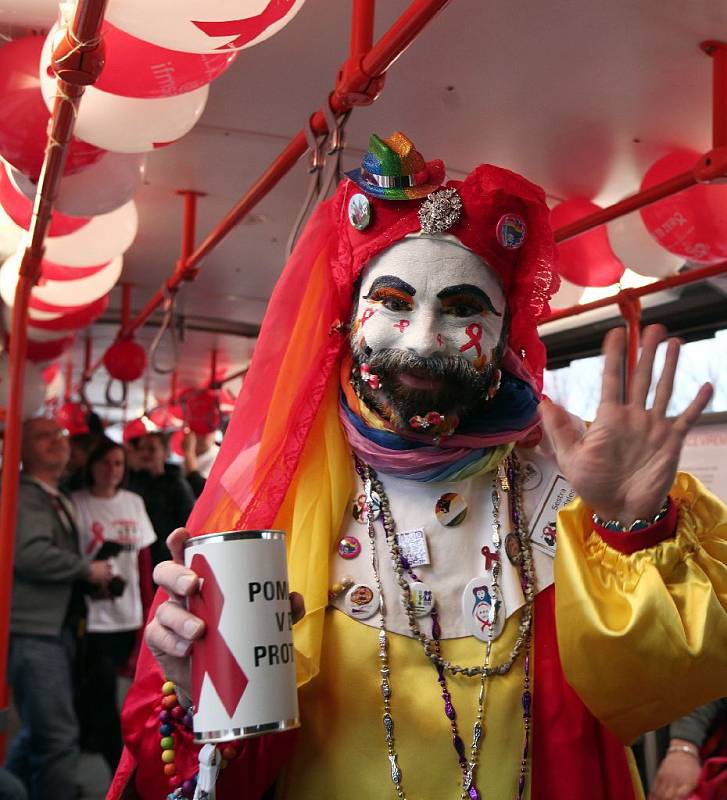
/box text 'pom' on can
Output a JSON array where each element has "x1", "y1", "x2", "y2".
[{"x1": 184, "y1": 530, "x2": 300, "y2": 743}]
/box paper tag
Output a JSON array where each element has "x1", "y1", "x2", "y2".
[
  {"x1": 528, "y1": 474, "x2": 576, "y2": 557},
  {"x1": 396, "y1": 528, "x2": 431, "y2": 568}
]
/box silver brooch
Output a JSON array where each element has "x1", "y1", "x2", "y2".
[{"x1": 418, "y1": 188, "x2": 462, "y2": 235}]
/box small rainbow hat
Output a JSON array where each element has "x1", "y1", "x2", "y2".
[{"x1": 346, "y1": 132, "x2": 445, "y2": 200}]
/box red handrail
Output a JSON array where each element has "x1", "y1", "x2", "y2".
[
  {"x1": 115, "y1": 0, "x2": 451, "y2": 341},
  {"x1": 0, "y1": 0, "x2": 109, "y2": 758}
]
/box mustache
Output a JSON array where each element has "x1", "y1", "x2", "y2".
[{"x1": 363, "y1": 348, "x2": 490, "y2": 386}]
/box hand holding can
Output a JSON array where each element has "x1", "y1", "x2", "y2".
[{"x1": 146, "y1": 527, "x2": 304, "y2": 738}]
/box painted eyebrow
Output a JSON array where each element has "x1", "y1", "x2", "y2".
[
  {"x1": 364, "y1": 275, "x2": 417, "y2": 298},
  {"x1": 436, "y1": 284, "x2": 502, "y2": 316}
]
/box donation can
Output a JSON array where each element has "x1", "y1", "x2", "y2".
[{"x1": 184, "y1": 530, "x2": 300, "y2": 742}]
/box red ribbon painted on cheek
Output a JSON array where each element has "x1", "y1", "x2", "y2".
[
  {"x1": 360, "y1": 308, "x2": 375, "y2": 327},
  {"x1": 393, "y1": 320, "x2": 410, "y2": 333},
  {"x1": 459, "y1": 323, "x2": 483, "y2": 357},
  {"x1": 188, "y1": 553, "x2": 249, "y2": 717}
]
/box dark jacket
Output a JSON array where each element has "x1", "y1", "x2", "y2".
[
  {"x1": 11, "y1": 476, "x2": 91, "y2": 636},
  {"x1": 127, "y1": 464, "x2": 195, "y2": 567}
]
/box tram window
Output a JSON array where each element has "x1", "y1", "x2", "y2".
[{"x1": 543, "y1": 329, "x2": 727, "y2": 421}]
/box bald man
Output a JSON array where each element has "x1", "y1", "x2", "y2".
[{"x1": 6, "y1": 418, "x2": 111, "y2": 800}]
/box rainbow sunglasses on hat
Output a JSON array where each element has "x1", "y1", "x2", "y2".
[{"x1": 346, "y1": 132, "x2": 445, "y2": 200}]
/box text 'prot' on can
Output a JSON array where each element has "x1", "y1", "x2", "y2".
[{"x1": 184, "y1": 530, "x2": 300, "y2": 743}]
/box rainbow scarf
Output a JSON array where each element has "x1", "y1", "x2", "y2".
[{"x1": 339, "y1": 356, "x2": 540, "y2": 482}]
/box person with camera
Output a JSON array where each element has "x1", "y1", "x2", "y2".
[
  {"x1": 71, "y1": 437, "x2": 156, "y2": 775},
  {"x1": 7, "y1": 417, "x2": 112, "y2": 800}
]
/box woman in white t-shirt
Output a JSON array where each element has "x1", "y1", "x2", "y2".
[{"x1": 72, "y1": 437, "x2": 156, "y2": 774}]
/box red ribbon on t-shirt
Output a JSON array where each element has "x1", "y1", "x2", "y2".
[{"x1": 189, "y1": 553, "x2": 248, "y2": 717}]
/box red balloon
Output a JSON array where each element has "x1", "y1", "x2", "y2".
[
  {"x1": 181, "y1": 388, "x2": 220, "y2": 434},
  {"x1": 0, "y1": 168, "x2": 90, "y2": 237},
  {"x1": 639, "y1": 149, "x2": 727, "y2": 264},
  {"x1": 551, "y1": 199, "x2": 625, "y2": 287},
  {"x1": 26, "y1": 334, "x2": 76, "y2": 364},
  {"x1": 0, "y1": 36, "x2": 105, "y2": 181},
  {"x1": 56, "y1": 402, "x2": 89, "y2": 436},
  {"x1": 103, "y1": 339, "x2": 147, "y2": 382},
  {"x1": 28, "y1": 294, "x2": 110, "y2": 331},
  {"x1": 94, "y1": 22, "x2": 238, "y2": 99}
]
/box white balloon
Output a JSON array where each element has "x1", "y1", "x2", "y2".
[
  {"x1": 549, "y1": 275, "x2": 585, "y2": 309},
  {"x1": 0, "y1": 352, "x2": 47, "y2": 420},
  {"x1": 607, "y1": 213, "x2": 683, "y2": 279},
  {"x1": 11, "y1": 153, "x2": 146, "y2": 217},
  {"x1": 1, "y1": 251, "x2": 123, "y2": 308},
  {"x1": 106, "y1": 0, "x2": 306, "y2": 54},
  {"x1": 41, "y1": 25, "x2": 209, "y2": 153},
  {"x1": 5, "y1": 304, "x2": 74, "y2": 342},
  {"x1": 43, "y1": 202, "x2": 138, "y2": 267}
]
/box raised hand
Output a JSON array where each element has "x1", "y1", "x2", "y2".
[{"x1": 540, "y1": 324, "x2": 713, "y2": 526}]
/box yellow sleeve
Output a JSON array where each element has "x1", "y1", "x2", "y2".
[{"x1": 554, "y1": 471, "x2": 727, "y2": 744}]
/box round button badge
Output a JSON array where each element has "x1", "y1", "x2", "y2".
[
  {"x1": 407, "y1": 581, "x2": 435, "y2": 618},
  {"x1": 348, "y1": 193, "x2": 372, "y2": 231},
  {"x1": 435, "y1": 492, "x2": 468, "y2": 527},
  {"x1": 337, "y1": 535, "x2": 362, "y2": 560},
  {"x1": 352, "y1": 491, "x2": 382, "y2": 524},
  {"x1": 345, "y1": 583, "x2": 380, "y2": 620}
]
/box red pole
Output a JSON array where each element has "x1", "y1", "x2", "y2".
[
  {"x1": 351, "y1": 0, "x2": 375, "y2": 58},
  {"x1": 0, "y1": 0, "x2": 109, "y2": 758},
  {"x1": 701, "y1": 41, "x2": 727, "y2": 148},
  {"x1": 209, "y1": 349, "x2": 218, "y2": 387},
  {"x1": 112, "y1": 0, "x2": 452, "y2": 342},
  {"x1": 63, "y1": 360, "x2": 73, "y2": 403},
  {"x1": 541, "y1": 260, "x2": 727, "y2": 324},
  {"x1": 121, "y1": 282, "x2": 132, "y2": 329},
  {"x1": 616, "y1": 295, "x2": 642, "y2": 399}
]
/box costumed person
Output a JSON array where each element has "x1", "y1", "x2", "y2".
[
  {"x1": 72, "y1": 437, "x2": 157, "y2": 774},
  {"x1": 111, "y1": 133, "x2": 727, "y2": 800}
]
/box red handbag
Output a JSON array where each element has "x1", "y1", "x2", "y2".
[{"x1": 687, "y1": 757, "x2": 727, "y2": 800}]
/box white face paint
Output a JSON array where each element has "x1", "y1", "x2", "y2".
[{"x1": 353, "y1": 237, "x2": 506, "y2": 389}]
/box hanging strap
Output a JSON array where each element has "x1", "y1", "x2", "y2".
[{"x1": 149, "y1": 288, "x2": 180, "y2": 375}]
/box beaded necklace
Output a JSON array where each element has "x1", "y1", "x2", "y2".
[{"x1": 354, "y1": 452, "x2": 534, "y2": 799}]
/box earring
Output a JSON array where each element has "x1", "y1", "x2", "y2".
[{"x1": 486, "y1": 369, "x2": 502, "y2": 401}]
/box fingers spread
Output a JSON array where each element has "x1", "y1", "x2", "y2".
[
  {"x1": 651, "y1": 338, "x2": 680, "y2": 417},
  {"x1": 600, "y1": 327, "x2": 626, "y2": 405},
  {"x1": 630, "y1": 324, "x2": 667, "y2": 407},
  {"x1": 153, "y1": 560, "x2": 200, "y2": 598},
  {"x1": 674, "y1": 382, "x2": 713, "y2": 434},
  {"x1": 539, "y1": 400, "x2": 583, "y2": 460}
]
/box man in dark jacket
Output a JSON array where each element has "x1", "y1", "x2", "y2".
[{"x1": 6, "y1": 418, "x2": 111, "y2": 800}]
